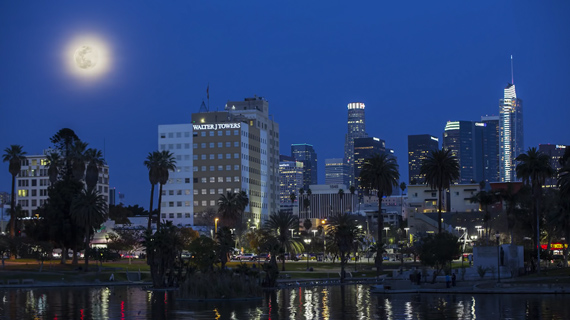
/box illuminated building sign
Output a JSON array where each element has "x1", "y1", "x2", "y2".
[
  {"x1": 193, "y1": 123, "x2": 241, "y2": 131},
  {"x1": 540, "y1": 243, "x2": 568, "y2": 250}
]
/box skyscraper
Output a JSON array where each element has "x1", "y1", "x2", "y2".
[
  {"x1": 344, "y1": 102, "x2": 368, "y2": 186},
  {"x1": 538, "y1": 144, "x2": 568, "y2": 188},
  {"x1": 443, "y1": 121, "x2": 484, "y2": 184},
  {"x1": 408, "y1": 134, "x2": 439, "y2": 185},
  {"x1": 480, "y1": 115, "x2": 500, "y2": 184},
  {"x1": 278, "y1": 155, "x2": 304, "y2": 213},
  {"x1": 291, "y1": 144, "x2": 318, "y2": 189},
  {"x1": 325, "y1": 158, "x2": 348, "y2": 185},
  {"x1": 499, "y1": 83, "x2": 524, "y2": 182},
  {"x1": 353, "y1": 137, "x2": 386, "y2": 188}
]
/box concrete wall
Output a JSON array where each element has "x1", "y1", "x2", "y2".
[{"x1": 473, "y1": 245, "x2": 523, "y2": 279}]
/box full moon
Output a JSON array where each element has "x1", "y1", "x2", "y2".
[{"x1": 74, "y1": 45, "x2": 99, "y2": 69}]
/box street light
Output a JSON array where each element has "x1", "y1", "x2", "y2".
[
  {"x1": 384, "y1": 227, "x2": 390, "y2": 244},
  {"x1": 404, "y1": 227, "x2": 410, "y2": 243},
  {"x1": 289, "y1": 228, "x2": 295, "y2": 238},
  {"x1": 304, "y1": 238, "x2": 312, "y2": 270},
  {"x1": 215, "y1": 218, "x2": 219, "y2": 234},
  {"x1": 496, "y1": 231, "x2": 501, "y2": 283}
]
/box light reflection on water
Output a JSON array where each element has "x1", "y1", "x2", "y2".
[{"x1": 0, "y1": 285, "x2": 568, "y2": 319}]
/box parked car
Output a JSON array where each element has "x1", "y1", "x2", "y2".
[
  {"x1": 258, "y1": 253, "x2": 270, "y2": 261},
  {"x1": 236, "y1": 253, "x2": 257, "y2": 261}
]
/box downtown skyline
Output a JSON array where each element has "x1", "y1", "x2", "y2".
[{"x1": 1, "y1": 1, "x2": 569, "y2": 208}]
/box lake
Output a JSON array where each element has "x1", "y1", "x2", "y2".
[{"x1": 0, "y1": 285, "x2": 567, "y2": 319}]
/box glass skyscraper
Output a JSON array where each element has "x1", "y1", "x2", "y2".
[
  {"x1": 344, "y1": 102, "x2": 368, "y2": 187},
  {"x1": 499, "y1": 83, "x2": 524, "y2": 182},
  {"x1": 291, "y1": 144, "x2": 318, "y2": 189},
  {"x1": 408, "y1": 134, "x2": 439, "y2": 185}
]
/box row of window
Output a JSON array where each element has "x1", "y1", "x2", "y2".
[{"x1": 160, "y1": 212, "x2": 192, "y2": 219}]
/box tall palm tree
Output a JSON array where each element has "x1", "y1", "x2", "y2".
[
  {"x1": 400, "y1": 182, "x2": 406, "y2": 217},
  {"x1": 71, "y1": 188, "x2": 108, "y2": 272},
  {"x1": 516, "y1": 147, "x2": 555, "y2": 274},
  {"x1": 419, "y1": 148, "x2": 460, "y2": 234},
  {"x1": 264, "y1": 211, "x2": 303, "y2": 271},
  {"x1": 338, "y1": 188, "x2": 345, "y2": 213},
  {"x1": 156, "y1": 150, "x2": 176, "y2": 230},
  {"x1": 218, "y1": 191, "x2": 244, "y2": 228},
  {"x1": 3, "y1": 145, "x2": 26, "y2": 239},
  {"x1": 84, "y1": 148, "x2": 104, "y2": 191},
  {"x1": 144, "y1": 151, "x2": 162, "y2": 230},
  {"x1": 290, "y1": 192, "x2": 296, "y2": 205},
  {"x1": 327, "y1": 212, "x2": 363, "y2": 282},
  {"x1": 469, "y1": 188, "x2": 497, "y2": 245},
  {"x1": 359, "y1": 153, "x2": 400, "y2": 277},
  {"x1": 216, "y1": 226, "x2": 234, "y2": 270},
  {"x1": 498, "y1": 183, "x2": 520, "y2": 244}
]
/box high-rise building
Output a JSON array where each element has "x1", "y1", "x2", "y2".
[
  {"x1": 15, "y1": 154, "x2": 110, "y2": 217},
  {"x1": 354, "y1": 137, "x2": 386, "y2": 188},
  {"x1": 157, "y1": 123, "x2": 195, "y2": 225},
  {"x1": 325, "y1": 158, "x2": 348, "y2": 185},
  {"x1": 344, "y1": 102, "x2": 368, "y2": 187},
  {"x1": 499, "y1": 83, "x2": 524, "y2": 182},
  {"x1": 279, "y1": 155, "x2": 304, "y2": 213},
  {"x1": 538, "y1": 144, "x2": 568, "y2": 188},
  {"x1": 291, "y1": 144, "x2": 318, "y2": 189},
  {"x1": 443, "y1": 121, "x2": 485, "y2": 184},
  {"x1": 175, "y1": 96, "x2": 280, "y2": 227},
  {"x1": 480, "y1": 115, "x2": 500, "y2": 184},
  {"x1": 408, "y1": 134, "x2": 439, "y2": 185}
]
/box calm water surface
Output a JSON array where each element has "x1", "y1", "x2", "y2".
[{"x1": 0, "y1": 285, "x2": 567, "y2": 319}]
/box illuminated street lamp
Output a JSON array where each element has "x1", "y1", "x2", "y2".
[
  {"x1": 304, "y1": 238, "x2": 312, "y2": 270},
  {"x1": 404, "y1": 227, "x2": 410, "y2": 243},
  {"x1": 215, "y1": 218, "x2": 219, "y2": 234},
  {"x1": 383, "y1": 227, "x2": 390, "y2": 244}
]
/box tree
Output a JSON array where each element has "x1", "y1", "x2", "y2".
[
  {"x1": 469, "y1": 183, "x2": 497, "y2": 245},
  {"x1": 50, "y1": 128, "x2": 79, "y2": 177},
  {"x1": 303, "y1": 218, "x2": 312, "y2": 236},
  {"x1": 516, "y1": 147, "x2": 555, "y2": 274},
  {"x1": 71, "y1": 188, "x2": 108, "y2": 271},
  {"x1": 338, "y1": 188, "x2": 345, "y2": 212},
  {"x1": 497, "y1": 183, "x2": 521, "y2": 244},
  {"x1": 143, "y1": 221, "x2": 183, "y2": 288},
  {"x1": 326, "y1": 212, "x2": 363, "y2": 282},
  {"x1": 264, "y1": 211, "x2": 303, "y2": 271},
  {"x1": 144, "y1": 151, "x2": 162, "y2": 230},
  {"x1": 46, "y1": 152, "x2": 61, "y2": 185},
  {"x1": 290, "y1": 192, "x2": 296, "y2": 204},
  {"x1": 187, "y1": 236, "x2": 217, "y2": 273},
  {"x1": 359, "y1": 153, "x2": 400, "y2": 277},
  {"x1": 218, "y1": 191, "x2": 246, "y2": 229},
  {"x1": 558, "y1": 148, "x2": 570, "y2": 265},
  {"x1": 400, "y1": 182, "x2": 406, "y2": 217},
  {"x1": 216, "y1": 226, "x2": 234, "y2": 270},
  {"x1": 71, "y1": 140, "x2": 89, "y2": 181},
  {"x1": 417, "y1": 232, "x2": 460, "y2": 283},
  {"x1": 349, "y1": 185, "x2": 356, "y2": 213},
  {"x1": 419, "y1": 148, "x2": 460, "y2": 234},
  {"x1": 2, "y1": 144, "x2": 26, "y2": 241},
  {"x1": 156, "y1": 150, "x2": 176, "y2": 230}
]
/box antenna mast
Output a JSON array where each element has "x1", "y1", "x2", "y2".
[{"x1": 511, "y1": 55, "x2": 514, "y2": 84}]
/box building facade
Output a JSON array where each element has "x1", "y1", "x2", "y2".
[
  {"x1": 480, "y1": 115, "x2": 500, "y2": 184},
  {"x1": 279, "y1": 155, "x2": 303, "y2": 213},
  {"x1": 291, "y1": 144, "x2": 318, "y2": 189},
  {"x1": 15, "y1": 154, "x2": 110, "y2": 217},
  {"x1": 499, "y1": 83, "x2": 524, "y2": 182},
  {"x1": 168, "y1": 96, "x2": 279, "y2": 227},
  {"x1": 538, "y1": 144, "x2": 568, "y2": 188},
  {"x1": 408, "y1": 134, "x2": 439, "y2": 185},
  {"x1": 298, "y1": 184, "x2": 358, "y2": 220},
  {"x1": 324, "y1": 158, "x2": 347, "y2": 185},
  {"x1": 353, "y1": 137, "x2": 386, "y2": 188},
  {"x1": 344, "y1": 102, "x2": 368, "y2": 187}
]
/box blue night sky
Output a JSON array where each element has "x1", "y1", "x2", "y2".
[{"x1": 1, "y1": 1, "x2": 569, "y2": 208}]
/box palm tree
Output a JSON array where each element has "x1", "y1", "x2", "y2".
[
  {"x1": 338, "y1": 188, "x2": 345, "y2": 213},
  {"x1": 216, "y1": 226, "x2": 234, "y2": 270},
  {"x1": 469, "y1": 187, "x2": 497, "y2": 244},
  {"x1": 303, "y1": 218, "x2": 312, "y2": 236},
  {"x1": 400, "y1": 182, "x2": 406, "y2": 217},
  {"x1": 218, "y1": 191, "x2": 246, "y2": 228},
  {"x1": 156, "y1": 150, "x2": 176, "y2": 230},
  {"x1": 326, "y1": 212, "x2": 363, "y2": 282},
  {"x1": 71, "y1": 188, "x2": 108, "y2": 272},
  {"x1": 264, "y1": 211, "x2": 303, "y2": 271},
  {"x1": 359, "y1": 153, "x2": 400, "y2": 277},
  {"x1": 498, "y1": 183, "x2": 520, "y2": 244},
  {"x1": 349, "y1": 185, "x2": 356, "y2": 213},
  {"x1": 50, "y1": 128, "x2": 79, "y2": 177},
  {"x1": 84, "y1": 148, "x2": 104, "y2": 191},
  {"x1": 516, "y1": 147, "x2": 555, "y2": 274},
  {"x1": 290, "y1": 192, "x2": 296, "y2": 205},
  {"x1": 419, "y1": 148, "x2": 460, "y2": 234},
  {"x1": 558, "y1": 148, "x2": 570, "y2": 198},
  {"x1": 144, "y1": 151, "x2": 162, "y2": 230},
  {"x1": 3, "y1": 145, "x2": 26, "y2": 239}
]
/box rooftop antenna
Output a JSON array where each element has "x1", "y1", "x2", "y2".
[{"x1": 510, "y1": 55, "x2": 514, "y2": 84}]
